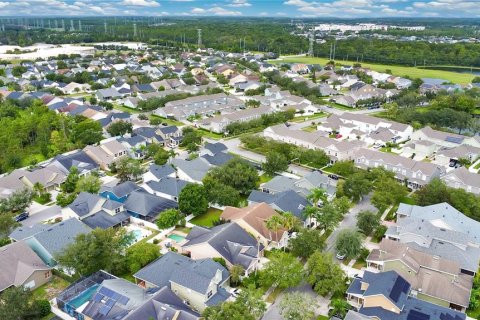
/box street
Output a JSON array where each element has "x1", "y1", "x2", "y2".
[{"x1": 22, "y1": 204, "x2": 62, "y2": 227}]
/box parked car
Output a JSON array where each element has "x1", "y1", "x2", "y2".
[
  {"x1": 328, "y1": 174, "x2": 339, "y2": 180},
  {"x1": 14, "y1": 211, "x2": 29, "y2": 222},
  {"x1": 336, "y1": 252, "x2": 346, "y2": 260}
]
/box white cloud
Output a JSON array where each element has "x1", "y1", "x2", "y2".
[
  {"x1": 227, "y1": 0, "x2": 251, "y2": 7},
  {"x1": 188, "y1": 5, "x2": 242, "y2": 16},
  {"x1": 121, "y1": 0, "x2": 159, "y2": 7}
]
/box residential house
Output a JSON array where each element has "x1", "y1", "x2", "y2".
[
  {"x1": 124, "y1": 286, "x2": 200, "y2": 320},
  {"x1": 47, "y1": 150, "x2": 99, "y2": 176},
  {"x1": 181, "y1": 222, "x2": 264, "y2": 275},
  {"x1": 367, "y1": 239, "x2": 473, "y2": 311},
  {"x1": 260, "y1": 171, "x2": 336, "y2": 200},
  {"x1": 9, "y1": 218, "x2": 91, "y2": 267},
  {"x1": 171, "y1": 158, "x2": 213, "y2": 184},
  {"x1": 199, "y1": 142, "x2": 233, "y2": 167},
  {"x1": 99, "y1": 181, "x2": 140, "y2": 202},
  {"x1": 434, "y1": 145, "x2": 480, "y2": 167},
  {"x1": 142, "y1": 164, "x2": 176, "y2": 183},
  {"x1": 442, "y1": 167, "x2": 480, "y2": 195},
  {"x1": 96, "y1": 88, "x2": 122, "y2": 101},
  {"x1": 84, "y1": 139, "x2": 128, "y2": 170},
  {"x1": 221, "y1": 203, "x2": 289, "y2": 247},
  {"x1": 411, "y1": 126, "x2": 480, "y2": 150},
  {"x1": 198, "y1": 106, "x2": 274, "y2": 133},
  {"x1": 124, "y1": 189, "x2": 178, "y2": 222},
  {"x1": 247, "y1": 190, "x2": 311, "y2": 227},
  {"x1": 64, "y1": 192, "x2": 131, "y2": 229},
  {"x1": 385, "y1": 202, "x2": 480, "y2": 276},
  {"x1": 56, "y1": 270, "x2": 155, "y2": 320},
  {"x1": 346, "y1": 271, "x2": 466, "y2": 320},
  {"x1": 157, "y1": 125, "x2": 183, "y2": 148},
  {"x1": 155, "y1": 93, "x2": 244, "y2": 121},
  {"x1": 353, "y1": 148, "x2": 444, "y2": 189},
  {"x1": 143, "y1": 177, "x2": 188, "y2": 202},
  {"x1": 0, "y1": 241, "x2": 52, "y2": 292},
  {"x1": 133, "y1": 252, "x2": 230, "y2": 312},
  {"x1": 118, "y1": 135, "x2": 148, "y2": 159},
  {"x1": 401, "y1": 140, "x2": 437, "y2": 161}
]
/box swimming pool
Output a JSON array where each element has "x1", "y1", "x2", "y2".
[
  {"x1": 130, "y1": 230, "x2": 142, "y2": 242},
  {"x1": 168, "y1": 234, "x2": 186, "y2": 243},
  {"x1": 67, "y1": 284, "x2": 99, "y2": 309}
]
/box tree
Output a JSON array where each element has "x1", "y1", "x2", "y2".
[
  {"x1": 0, "y1": 213, "x2": 18, "y2": 239},
  {"x1": 415, "y1": 178, "x2": 451, "y2": 206},
  {"x1": 114, "y1": 157, "x2": 143, "y2": 182},
  {"x1": 288, "y1": 228, "x2": 325, "y2": 259},
  {"x1": 0, "y1": 287, "x2": 45, "y2": 320},
  {"x1": 343, "y1": 172, "x2": 372, "y2": 202},
  {"x1": 371, "y1": 178, "x2": 408, "y2": 212},
  {"x1": 235, "y1": 286, "x2": 266, "y2": 319},
  {"x1": 107, "y1": 120, "x2": 133, "y2": 137},
  {"x1": 61, "y1": 166, "x2": 79, "y2": 193},
  {"x1": 265, "y1": 215, "x2": 284, "y2": 241},
  {"x1": 260, "y1": 251, "x2": 303, "y2": 289},
  {"x1": 356, "y1": 210, "x2": 380, "y2": 236},
  {"x1": 156, "y1": 209, "x2": 183, "y2": 229},
  {"x1": 203, "y1": 175, "x2": 241, "y2": 207},
  {"x1": 332, "y1": 196, "x2": 351, "y2": 215},
  {"x1": 71, "y1": 118, "x2": 103, "y2": 146},
  {"x1": 178, "y1": 183, "x2": 208, "y2": 216},
  {"x1": 153, "y1": 148, "x2": 171, "y2": 165},
  {"x1": 126, "y1": 242, "x2": 161, "y2": 273},
  {"x1": 307, "y1": 188, "x2": 328, "y2": 206},
  {"x1": 263, "y1": 151, "x2": 289, "y2": 175},
  {"x1": 329, "y1": 160, "x2": 357, "y2": 177},
  {"x1": 204, "y1": 158, "x2": 259, "y2": 194},
  {"x1": 56, "y1": 228, "x2": 134, "y2": 276},
  {"x1": 203, "y1": 286, "x2": 265, "y2": 320},
  {"x1": 230, "y1": 264, "x2": 245, "y2": 286},
  {"x1": 329, "y1": 299, "x2": 351, "y2": 318},
  {"x1": 76, "y1": 174, "x2": 101, "y2": 194},
  {"x1": 282, "y1": 212, "x2": 301, "y2": 231},
  {"x1": 335, "y1": 229, "x2": 364, "y2": 259},
  {"x1": 314, "y1": 202, "x2": 343, "y2": 231},
  {"x1": 279, "y1": 292, "x2": 318, "y2": 320},
  {"x1": 306, "y1": 251, "x2": 346, "y2": 296},
  {"x1": 180, "y1": 127, "x2": 201, "y2": 153},
  {"x1": 0, "y1": 188, "x2": 34, "y2": 214}
]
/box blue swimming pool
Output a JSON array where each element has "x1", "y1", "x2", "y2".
[
  {"x1": 130, "y1": 230, "x2": 142, "y2": 242},
  {"x1": 67, "y1": 284, "x2": 99, "y2": 309},
  {"x1": 168, "y1": 234, "x2": 185, "y2": 243}
]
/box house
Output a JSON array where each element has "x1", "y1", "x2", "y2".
[
  {"x1": 171, "y1": 158, "x2": 213, "y2": 184},
  {"x1": 346, "y1": 271, "x2": 466, "y2": 320},
  {"x1": 124, "y1": 189, "x2": 178, "y2": 222},
  {"x1": 84, "y1": 139, "x2": 128, "y2": 170},
  {"x1": 9, "y1": 218, "x2": 91, "y2": 267},
  {"x1": 353, "y1": 148, "x2": 444, "y2": 189},
  {"x1": 198, "y1": 106, "x2": 274, "y2": 133},
  {"x1": 411, "y1": 126, "x2": 480, "y2": 150},
  {"x1": 0, "y1": 241, "x2": 52, "y2": 292},
  {"x1": 118, "y1": 135, "x2": 148, "y2": 159},
  {"x1": 367, "y1": 239, "x2": 473, "y2": 312},
  {"x1": 434, "y1": 145, "x2": 480, "y2": 168},
  {"x1": 142, "y1": 164, "x2": 176, "y2": 183},
  {"x1": 96, "y1": 88, "x2": 122, "y2": 101},
  {"x1": 47, "y1": 150, "x2": 99, "y2": 176},
  {"x1": 221, "y1": 203, "x2": 289, "y2": 247},
  {"x1": 442, "y1": 167, "x2": 480, "y2": 195},
  {"x1": 181, "y1": 222, "x2": 264, "y2": 275},
  {"x1": 385, "y1": 202, "x2": 480, "y2": 276},
  {"x1": 247, "y1": 190, "x2": 311, "y2": 227},
  {"x1": 64, "y1": 192, "x2": 131, "y2": 229},
  {"x1": 155, "y1": 93, "x2": 244, "y2": 121},
  {"x1": 401, "y1": 140, "x2": 437, "y2": 161},
  {"x1": 157, "y1": 125, "x2": 183, "y2": 148},
  {"x1": 124, "y1": 286, "x2": 200, "y2": 320},
  {"x1": 143, "y1": 177, "x2": 188, "y2": 202},
  {"x1": 56, "y1": 270, "x2": 156, "y2": 320},
  {"x1": 134, "y1": 252, "x2": 230, "y2": 312},
  {"x1": 260, "y1": 171, "x2": 336, "y2": 199},
  {"x1": 11, "y1": 166, "x2": 66, "y2": 194},
  {"x1": 99, "y1": 181, "x2": 140, "y2": 202},
  {"x1": 199, "y1": 142, "x2": 233, "y2": 167}
]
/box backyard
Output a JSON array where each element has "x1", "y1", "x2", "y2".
[
  {"x1": 189, "y1": 208, "x2": 223, "y2": 227},
  {"x1": 269, "y1": 56, "x2": 476, "y2": 84}
]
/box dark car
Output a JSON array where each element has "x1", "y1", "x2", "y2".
[
  {"x1": 328, "y1": 174, "x2": 339, "y2": 180},
  {"x1": 14, "y1": 211, "x2": 29, "y2": 222}
]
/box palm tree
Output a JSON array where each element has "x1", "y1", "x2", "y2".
[
  {"x1": 33, "y1": 182, "x2": 44, "y2": 196},
  {"x1": 282, "y1": 212, "x2": 300, "y2": 231},
  {"x1": 265, "y1": 215, "x2": 284, "y2": 241},
  {"x1": 307, "y1": 188, "x2": 328, "y2": 207},
  {"x1": 302, "y1": 205, "x2": 319, "y2": 227},
  {"x1": 229, "y1": 264, "x2": 245, "y2": 286}
]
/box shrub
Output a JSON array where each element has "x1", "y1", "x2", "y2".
[{"x1": 34, "y1": 299, "x2": 51, "y2": 317}]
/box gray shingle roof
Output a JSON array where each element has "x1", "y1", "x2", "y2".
[
  {"x1": 147, "y1": 164, "x2": 176, "y2": 180},
  {"x1": 100, "y1": 181, "x2": 140, "y2": 198},
  {"x1": 124, "y1": 190, "x2": 177, "y2": 218},
  {"x1": 82, "y1": 210, "x2": 130, "y2": 229},
  {"x1": 145, "y1": 177, "x2": 188, "y2": 198},
  {"x1": 134, "y1": 252, "x2": 228, "y2": 295},
  {"x1": 171, "y1": 157, "x2": 212, "y2": 182},
  {"x1": 68, "y1": 192, "x2": 104, "y2": 218},
  {"x1": 248, "y1": 190, "x2": 310, "y2": 220}
]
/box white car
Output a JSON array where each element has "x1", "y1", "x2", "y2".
[{"x1": 336, "y1": 252, "x2": 346, "y2": 260}]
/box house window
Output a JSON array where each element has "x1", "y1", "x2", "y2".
[
  {"x1": 207, "y1": 291, "x2": 213, "y2": 298},
  {"x1": 45, "y1": 271, "x2": 50, "y2": 278},
  {"x1": 115, "y1": 208, "x2": 121, "y2": 214}
]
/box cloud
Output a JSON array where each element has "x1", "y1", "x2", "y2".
[
  {"x1": 189, "y1": 5, "x2": 242, "y2": 16},
  {"x1": 121, "y1": 0, "x2": 159, "y2": 7},
  {"x1": 227, "y1": 0, "x2": 251, "y2": 7}
]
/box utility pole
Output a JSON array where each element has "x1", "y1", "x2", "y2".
[
  {"x1": 133, "y1": 23, "x2": 137, "y2": 37},
  {"x1": 70, "y1": 19, "x2": 74, "y2": 31},
  {"x1": 61, "y1": 19, "x2": 65, "y2": 32},
  {"x1": 308, "y1": 29, "x2": 314, "y2": 57},
  {"x1": 79, "y1": 20, "x2": 82, "y2": 32}
]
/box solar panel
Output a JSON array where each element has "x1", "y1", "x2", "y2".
[
  {"x1": 93, "y1": 293, "x2": 103, "y2": 302},
  {"x1": 117, "y1": 295, "x2": 130, "y2": 305},
  {"x1": 445, "y1": 136, "x2": 463, "y2": 144},
  {"x1": 99, "y1": 287, "x2": 115, "y2": 299},
  {"x1": 98, "y1": 305, "x2": 112, "y2": 316},
  {"x1": 106, "y1": 299, "x2": 115, "y2": 307},
  {"x1": 389, "y1": 277, "x2": 409, "y2": 303},
  {"x1": 407, "y1": 309, "x2": 430, "y2": 320}
]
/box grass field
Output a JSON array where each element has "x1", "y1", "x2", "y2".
[
  {"x1": 190, "y1": 208, "x2": 222, "y2": 227},
  {"x1": 269, "y1": 56, "x2": 476, "y2": 84}
]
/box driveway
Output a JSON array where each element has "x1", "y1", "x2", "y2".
[
  {"x1": 325, "y1": 194, "x2": 376, "y2": 253},
  {"x1": 262, "y1": 283, "x2": 330, "y2": 320},
  {"x1": 22, "y1": 205, "x2": 62, "y2": 227}
]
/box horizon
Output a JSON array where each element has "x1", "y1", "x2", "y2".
[{"x1": 0, "y1": 1, "x2": 479, "y2": 19}]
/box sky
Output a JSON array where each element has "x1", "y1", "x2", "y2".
[{"x1": 0, "y1": 0, "x2": 479, "y2": 18}]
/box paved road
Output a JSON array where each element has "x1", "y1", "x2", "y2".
[
  {"x1": 325, "y1": 194, "x2": 376, "y2": 253},
  {"x1": 22, "y1": 205, "x2": 62, "y2": 227},
  {"x1": 262, "y1": 283, "x2": 330, "y2": 320}
]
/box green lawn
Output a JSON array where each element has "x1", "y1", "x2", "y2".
[
  {"x1": 291, "y1": 112, "x2": 327, "y2": 123},
  {"x1": 150, "y1": 115, "x2": 184, "y2": 126},
  {"x1": 113, "y1": 104, "x2": 142, "y2": 114},
  {"x1": 400, "y1": 196, "x2": 417, "y2": 205},
  {"x1": 269, "y1": 56, "x2": 475, "y2": 84},
  {"x1": 259, "y1": 174, "x2": 274, "y2": 185},
  {"x1": 32, "y1": 276, "x2": 70, "y2": 301},
  {"x1": 190, "y1": 208, "x2": 223, "y2": 227},
  {"x1": 196, "y1": 128, "x2": 224, "y2": 140}
]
